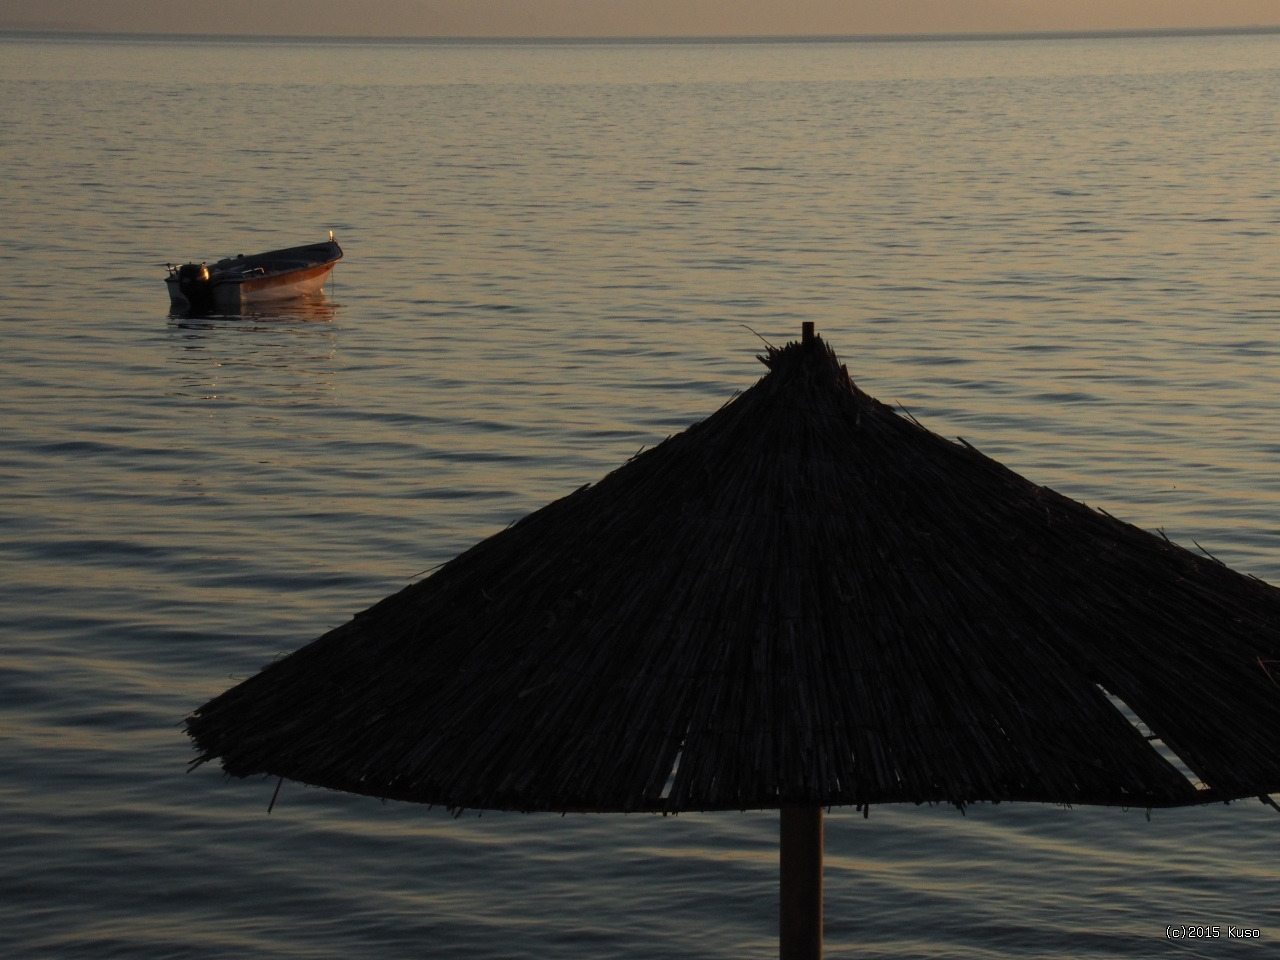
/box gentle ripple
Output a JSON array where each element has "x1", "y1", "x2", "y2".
[{"x1": 1, "y1": 31, "x2": 1279, "y2": 959}]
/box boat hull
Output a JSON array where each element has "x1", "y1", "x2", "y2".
[{"x1": 166, "y1": 237, "x2": 343, "y2": 313}]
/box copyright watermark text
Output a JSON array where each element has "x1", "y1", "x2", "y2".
[{"x1": 1166, "y1": 925, "x2": 1261, "y2": 940}]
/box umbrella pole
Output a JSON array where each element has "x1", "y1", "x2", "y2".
[{"x1": 780, "y1": 804, "x2": 823, "y2": 960}]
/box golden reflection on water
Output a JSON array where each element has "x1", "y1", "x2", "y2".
[{"x1": 167, "y1": 305, "x2": 340, "y2": 405}]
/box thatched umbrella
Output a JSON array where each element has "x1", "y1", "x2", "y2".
[{"x1": 187, "y1": 324, "x2": 1280, "y2": 959}]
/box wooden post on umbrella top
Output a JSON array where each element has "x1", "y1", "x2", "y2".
[
  {"x1": 780, "y1": 804, "x2": 824, "y2": 960},
  {"x1": 783, "y1": 330, "x2": 821, "y2": 960}
]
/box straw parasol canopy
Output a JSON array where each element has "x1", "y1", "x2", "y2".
[{"x1": 187, "y1": 325, "x2": 1280, "y2": 956}]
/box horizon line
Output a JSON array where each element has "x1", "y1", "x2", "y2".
[{"x1": 3, "y1": 23, "x2": 1280, "y2": 45}]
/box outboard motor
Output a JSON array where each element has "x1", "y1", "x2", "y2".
[{"x1": 175, "y1": 262, "x2": 215, "y2": 312}]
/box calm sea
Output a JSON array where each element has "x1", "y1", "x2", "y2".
[{"x1": 2, "y1": 30, "x2": 1279, "y2": 959}]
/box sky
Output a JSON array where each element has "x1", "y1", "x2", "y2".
[{"x1": 2, "y1": 0, "x2": 1279, "y2": 38}]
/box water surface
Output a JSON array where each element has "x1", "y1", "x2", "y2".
[{"x1": 1, "y1": 31, "x2": 1279, "y2": 958}]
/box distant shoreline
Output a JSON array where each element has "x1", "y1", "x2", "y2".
[{"x1": 2, "y1": 24, "x2": 1280, "y2": 45}]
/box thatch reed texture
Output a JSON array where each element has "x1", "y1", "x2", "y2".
[{"x1": 187, "y1": 331, "x2": 1280, "y2": 814}]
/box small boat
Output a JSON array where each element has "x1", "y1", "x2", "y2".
[{"x1": 166, "y1": 233, "x2": 343, "y2": 312}]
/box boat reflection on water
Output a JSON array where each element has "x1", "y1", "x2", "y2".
[
  {"x1": 167, "y1": 297, "x2": 340, "y2": 405},
  {"x1": 168, "y1": 296, "x2": 339, "y2": 327}
]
